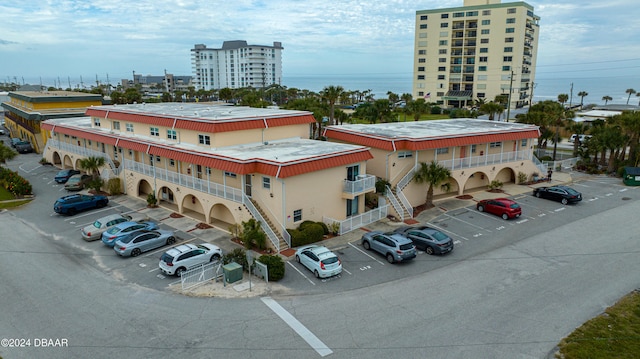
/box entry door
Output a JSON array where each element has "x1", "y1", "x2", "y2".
[
  {"x1": 347, "y1": 165, "x2": 360, "y2": 181},
  {"x1": 244, "y1": 174, "x2": 252, "y2": 197}
]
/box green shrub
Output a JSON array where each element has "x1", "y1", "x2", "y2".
[
  {"x1": 517, "y1": 171, "x2": 528, "y2": 184},
  {"x1": 375, "y1": 178, "x2": 390, "y2": 195},
  {"x1": 107, "y1": 178, "x2": 122, "y2": 195},
  {"x1": 0, "y1": 167, "x2": 32, "y2": 197},
  {"x1": 304, "y1": 223, "x2": 325, "y2": 243},
  {"x1": 299, "y1": 220, "x2": 316, "y2": 231},
  {"x1": 257, "y1": 254, "x2": 285, "y2": 281},
  {"x1": 240, "y1": 218, "x2": 266, "y2": 250},
  {"x1": 288, "y1": 228, "x2": 307, "y2": 247},
  {"x1": 223, "y1": 248, "x2": 248, "y2": 271},
  {"x1": 86, "y1": 178, "x2": 104, "y2": 193},
  {"x1": 488, "y1": 180, "x2": 503, "y2": 190}
]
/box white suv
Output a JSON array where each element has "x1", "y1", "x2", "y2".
[{"x1": 159, "y1": 243, "x2": 222, "y2": 276}]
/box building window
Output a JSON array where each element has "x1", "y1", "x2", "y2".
[
  {"x1": 477, "y1": 93, "x2": 485, "y2": 98},
  {"x1": 478, "y1": 75, "x2": 488, "y2": 80},
  {"x1": 439, "y1": 49, "x2": 447, "y2": 54},
  {"x1": 293, "y1": 209, "x2": 302, "y2": 222},
  {"x1": 438, "y1": 75, "x2": 446, "y2": 80},
  {"x1": 198, "y1": 134, "x2": 211, "y2": 145},
  {"x1": 477, "y1": 84, "x2": 486, "y2": 89},
  {"x1": 481, "y1": 20, "x2": 490, "y2": 25},
  {"x1": 167, "y1": 129, "x2": 177, "y2": 140},
  {"x1": 440, "y1": 23, "x2": 449, "y2": 28},
  {"x1": 481, "y1": 29, "x2": 490, "y2": 35},
  {"x1": 417, "y1": 75, "x2": 425, "y2": 80},
  {"x1": 169, "y1": 159, "x2": 175, "y2": 166},
  {"x1": 420, "y1": 15, "x2": 428, "y2": 20},
  {"x1": 506, "y1": 27, "x2": 515, "y2": 33},
  {"x1": 420, "y1": 24, "x2": 427, "y2": 29},
  {"x1": 93, "y1": 118, "x2": 100, "y2": 127},
  {"x1": 263, "y1": 177, "x2": 271, "y2": 189},
  {"x1": 439, "y1": 40, "x2": 448, "y2": 46},
  {"x1": 481, "y1": 38, "x2": 489, "y2": 43},
  {"x1": 436, "y1": 148, "x2": 449, "y2": 154},
  {"x1": 439, "y1": 31, "x2": 448, "y2": 37},
  {"x1": 150, "y1": 127, "x2": 159, "y2": 136},
  {"x1": 478, "y1": 66, "x2": 487, "y2": 71},
  {"x1": 418, "y1": 66, "x2": 425, "y2": 71},
  {"x1": 126, "y1": 123, "x2": 134, "y2": 132},
  {"x1": 490, "y1": 142, "x2": 502, "y2": 148},
  {"x1": 521, "y1": 139, "x2": 528, "y2": 147},
  {"x1": 505, "y1": 37, "x2": 514, "y2": 43},
  {"x1": 482, "y1": 10, "x2": 491, "y2": 15},
  {"x1": 441, "y1": 14, "x2": 449, "y2": 19},
  {"x1": 418, "y1": 49, "x2": 426, "y2": 55},
  {"x1": 113, "y1": 121, "x2": 120, "y2": 130},
  {"x1": 503, "y1": 65, "x2": 511, "y2": 71},
  {"x1": 471, "y1": 144, "x2": 477, "y2": 153},
  {"x1": 453, "y1": 12, "x2": 464, "y2": 18},
  {"x1": 156, "y1": 155, "x2": 161, "y2": 162},
  {"x1": 506, "y1": 18, "x2": 516, "y2": 24},
  {"x1": 224, "y1": 171, "x2": 237, "y2": 178},
  {"x1": 438, "y1": 66, "x2": 446, "y2": 71},
  {"x1": 466, "y1": 11, "x2": 478, "y2": 16},
  {"x1": 437, "y1": 91, "x2": 445, "y2": 96},
  {"x1": 480, "y1": 48, "x2": 488, "y2": 53},
  {"x1": 439, "y1": 58, "x2": 446, "y2": 63},
  {"x1": 507, "y1": 8, "x2": 516, "y2": 14},
  {"x1": 479, "y1": 56, "x2": 488, "y2": 62},
  {"x1": 503, "y1": 56, "x2": 513, "y2": 62},
  {"x1": 418, "y1": 58, "x2": 426, "y2": 63},
  {"x1": 398, "y1": 151, "x2": 413, "y2": 159}
]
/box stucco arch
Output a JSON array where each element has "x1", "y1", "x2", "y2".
[
  {"x1": 209, "y1": 203, "x2": 236, "y2": 229},
  {"x1": 138, "y1": 179, "x2": 153, "y2": 197},
  {"x1": 181, "y1": 194, "x2": 205, "y2": 223},
  {"x1": 52, "y1": 152, "x2": 62, "y2": 166},
  {"x1": 63, "y1": 154, "x2": 73, "y2": 169},
  {"x1": 463, "y1": 171, "x2": 489, "y2": 194},
  {"x1": 494, "y1": 167, "x2": 516, "y2": 184}
]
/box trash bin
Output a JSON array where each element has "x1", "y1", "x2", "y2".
[{"x1": 223, "y1": 262, "x2": 243, "y2": 284}]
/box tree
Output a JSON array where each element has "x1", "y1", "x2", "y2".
[
  {"x1": 0, "y1": 142, "x2": 17, "y2": 165},
  {"x1": 552, "y1": 94, "x2": 572, "y2": 160},
  {"x1": 407, "y1": 98, "x2": 428, "y2": 121},
  {"x1": 79, "y1": 156, "x2": 106, "y2": 193},
  {"x1": 219, "y1": 88, "x2": 234, "y2": 103},
  {"x1": 479, "y1": 102, "x2": 504, "y2": 121},
  {"x1": 321, "y1": 85, "x2": 344, "y2": 125},
  {"x1": 565, "y1": 121, "x2": 589, "y2": 157},
  {"x1": 602, "y1": 95, "x2": 612, "y2": 105},
  {"x1": 412, "y1": 161, "x2": 451, "y2": 208},
  {"x1": 577, "y1": 91, "x2": 588, "y2": 109},
  {"x1": 625, "y1": 88, "x2": 636, "y2": 105}
]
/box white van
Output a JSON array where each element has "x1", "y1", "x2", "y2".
[{"x1": 569, "y1": 134, "x2": 592, "y2": 143}]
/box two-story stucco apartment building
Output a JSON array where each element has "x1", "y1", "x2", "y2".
[
  {"x1": 41, "y1": 103, "x2": 378, "y2": 252},
  {"x1": 324, "y1": 120, "x2": 541, "y2": 221},
  {"x1": 41, "y1": 102, "x2": 543, "y2": 251}
]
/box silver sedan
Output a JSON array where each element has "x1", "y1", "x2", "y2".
[{"x1": 114, "y1": 229, "x2": 177, "y2": 257}]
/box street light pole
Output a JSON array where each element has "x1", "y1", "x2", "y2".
[{"x1": 506, "y1": 70, "x2": 514, "y2": 122}]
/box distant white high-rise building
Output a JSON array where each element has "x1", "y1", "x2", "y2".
[
  {"x1": 191, "y1": 40, "x2": 283, "y2": 91},
  {"x1": 413, "y1": 0, "x2": 540, "y2": 110}
]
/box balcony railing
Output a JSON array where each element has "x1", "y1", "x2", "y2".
[
  {"x1": 438, "y1": 150, "x2": 532, "y2": 170},
  {"x1": 47, "y1": 139, "x2": 121, "y2": 175},
  {"x1": 324, "y1": 205, "x2": 389, "y2": 236},
  {"x1": 343, "y1": 174, "x2": 376, "y2": 194}
]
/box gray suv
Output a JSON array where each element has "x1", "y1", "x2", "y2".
[{"x1": 361, "y1": 231, "x2": 417, "y2": 263}]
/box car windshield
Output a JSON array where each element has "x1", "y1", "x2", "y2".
[
  {"x1": 509, "y1": 203, "x2": 520, "y2": 209},
  {"x1": 92, "y1": 220, "x2": 103, "y2": 229},
  {"x1": 196, "y1": 244, "x2": 209, "y2": 251},
  {"x1": 322, "y1": 257, "x2": 339, "y2": 265},
  {"x1": 399, "y1": 243, "x2": 414, "y2": 250},
  {"x1": 432, "y1": 231, "x2": 449, "y2": 241}
]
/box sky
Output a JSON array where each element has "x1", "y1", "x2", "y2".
[{"x1": 1, "y1": 0, "x2": 639, "y2": 102}]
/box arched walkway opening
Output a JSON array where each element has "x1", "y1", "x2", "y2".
[
  {"x1": 181, "y1": 194, "x2": 205, "y2": 223},
  {"x1": 209, "y1": 203, "x2": 235, "y2": 230}
]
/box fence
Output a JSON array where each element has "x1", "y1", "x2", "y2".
[{"x1": 180, "y1": 260, "x2": 223, "y2": 291}]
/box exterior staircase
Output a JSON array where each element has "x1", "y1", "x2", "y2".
[
  {"x1": 390, "y1": 187, "x2": 413, "y2": 220},
  {"x1": 248, "y1": 199, "x2": 288, "y2": 252}
]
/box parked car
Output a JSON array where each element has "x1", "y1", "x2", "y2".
[
  {"x1": 159, "y1": 243, "x2": 223, "y2": 276},
  {"x1": 361, "y1": 231, "x2": 417, "y2": 263},
  {"x1": 54, "y1": 169, "x2": 81, "y2": 184},
  {"x1": 64, "y1": 174, "x2": 92, "y2": 191},
  {"x1": 81, "y1": 213, "x2": 150, "y2": 241},
  {"x1": 569, "y1": 134, "x2": 592, "y2": 143},
  {"x1": 476, "y1": 198, "x2": 522, "y2": 220},
  {"x1": 10, "y1": 138, "x2": 22, "y2": 148},
  {"x1": 114, "y1": 229, "x2": 176, "y2": 257},
  {"x1": 101, "y1": 221, "x2": 159, "y2": 247},
  {"x1": 53, "y1": 194, "x2": 109, "y2": 216},
  {"x1": 533, "y1": 185, "x2": 582, "y2": 205},
  {"x1": 394, "y1": 225, "x2": 454, "y2": 255},
  {"x1": 14, "y1": 140, "x2": 33, "y2": 153},
  {"x1": 0, "y1": 128, "x2": 5, "y2": 135},
  {"x1": 295, "y1": 245, "x2": 342, "y2": 278}
]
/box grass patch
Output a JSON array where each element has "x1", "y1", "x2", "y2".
[
  {"x1": 556, "y1": 290, "x2": 640, "y2": 358},
  {"x1": 0, "y1": 185, "x2": 14, "y2": 200},
  {"x1": 0, "y1": 199, "x2": 32, "y2": 209}
]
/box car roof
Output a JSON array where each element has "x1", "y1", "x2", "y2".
[
  {"x1": 165, "y1": 243, "x2": 197, "y2": 256},
  {"x1": 113, "y1": 221, "x2": 145, "y2": 229}
]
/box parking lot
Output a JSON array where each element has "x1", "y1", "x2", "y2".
[{"x1": 4, "y1": 145, "x2": 637, "y2": 296}]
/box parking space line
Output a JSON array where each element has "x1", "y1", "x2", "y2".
[
  {"x1": 443, "y1": 212, "x2": 492, "y2": 232},
  {"x1": 342, "y1": 268, "x2": 352, "y2": 275},
  {"x1": 61, "y1": 206, "x2": 116, "y2": 221},
  {"x1": 286, "y1": 262, "x2": 316, "y2": 285},
  {"x1": 427, "y1": 223, "x2": 472, "y2": 242},
  {"x1": 348, "y1": 242, "x2": 385, "y2": 265},
  {"x1": 261, "y1": 297, "x2": 333, "y2": 357}
]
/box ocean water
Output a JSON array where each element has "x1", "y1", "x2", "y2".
[{"x1": 282, "y1": 73, "x2": 640, "y2": 106}]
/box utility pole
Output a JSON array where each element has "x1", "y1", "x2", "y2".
[
  {"x1": 528, "y1": 81, "x2": 535, "y2": 113},
  {"x1": 569, "y1": 82, "x2": 573, "y2": 108},
  {"x1": 506, "y1": 70, "x2": 514, "y2": 122}
]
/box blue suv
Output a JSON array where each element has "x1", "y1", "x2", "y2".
[{"x1": 54, "y1": 194, "x2": 109, "y2": 216}]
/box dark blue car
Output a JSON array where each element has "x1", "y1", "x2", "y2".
[
  {"x1": 54, "y1": 169, "x2": 81, "y2": 183},
  {"x1": 54, "y1": 194, "x2": 109, "y2": 216}
]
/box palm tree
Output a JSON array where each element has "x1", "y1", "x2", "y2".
[
  {"x1": 79, "y1": 156, "x2": 106, "y2": 180},
  {"x1": 321, "y1": 85, "x2": 344, "y2": 125},
  {"x1": 407, "y1": 98, "x2": 428, "y2": 121},
  {"x1": 565, "y1": 121, "x2": 588, "y2": 157},
  {"x1": 413, "y1": 161, "x2": 451, "y2": 208},
  {"x1": 577, "y1": 91, "x2": 588, "y2": 109},
  {"x1": 602, "y1": 95, "x2": 612, "y2": 105},
  {"x1": 554, "y1": 94, "x2": 572, "y2": 160},
  {"x1": 637, "y1": 92, "x2": 640, "y2": 106},
  {"x1": 0, "y1": 142, "x2": 17, "y2": 165},
  {"x1": 479, "y1": 102, "x2": 504, "y2": 121},
  {"x1": 625, "y1": 88, "x2": 636, "y2": 105}
]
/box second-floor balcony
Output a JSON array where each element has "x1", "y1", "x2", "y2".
[
  {"x1": 343, "y1": 174, "x2": 376, "y2": 199},
  {"x1": 439, "y1": 150, "x2": 533, "y2": 171}
]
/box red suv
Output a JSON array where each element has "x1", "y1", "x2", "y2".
[{"x1": 476, "y1": 198, "x2": 522, "y2": 220}]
